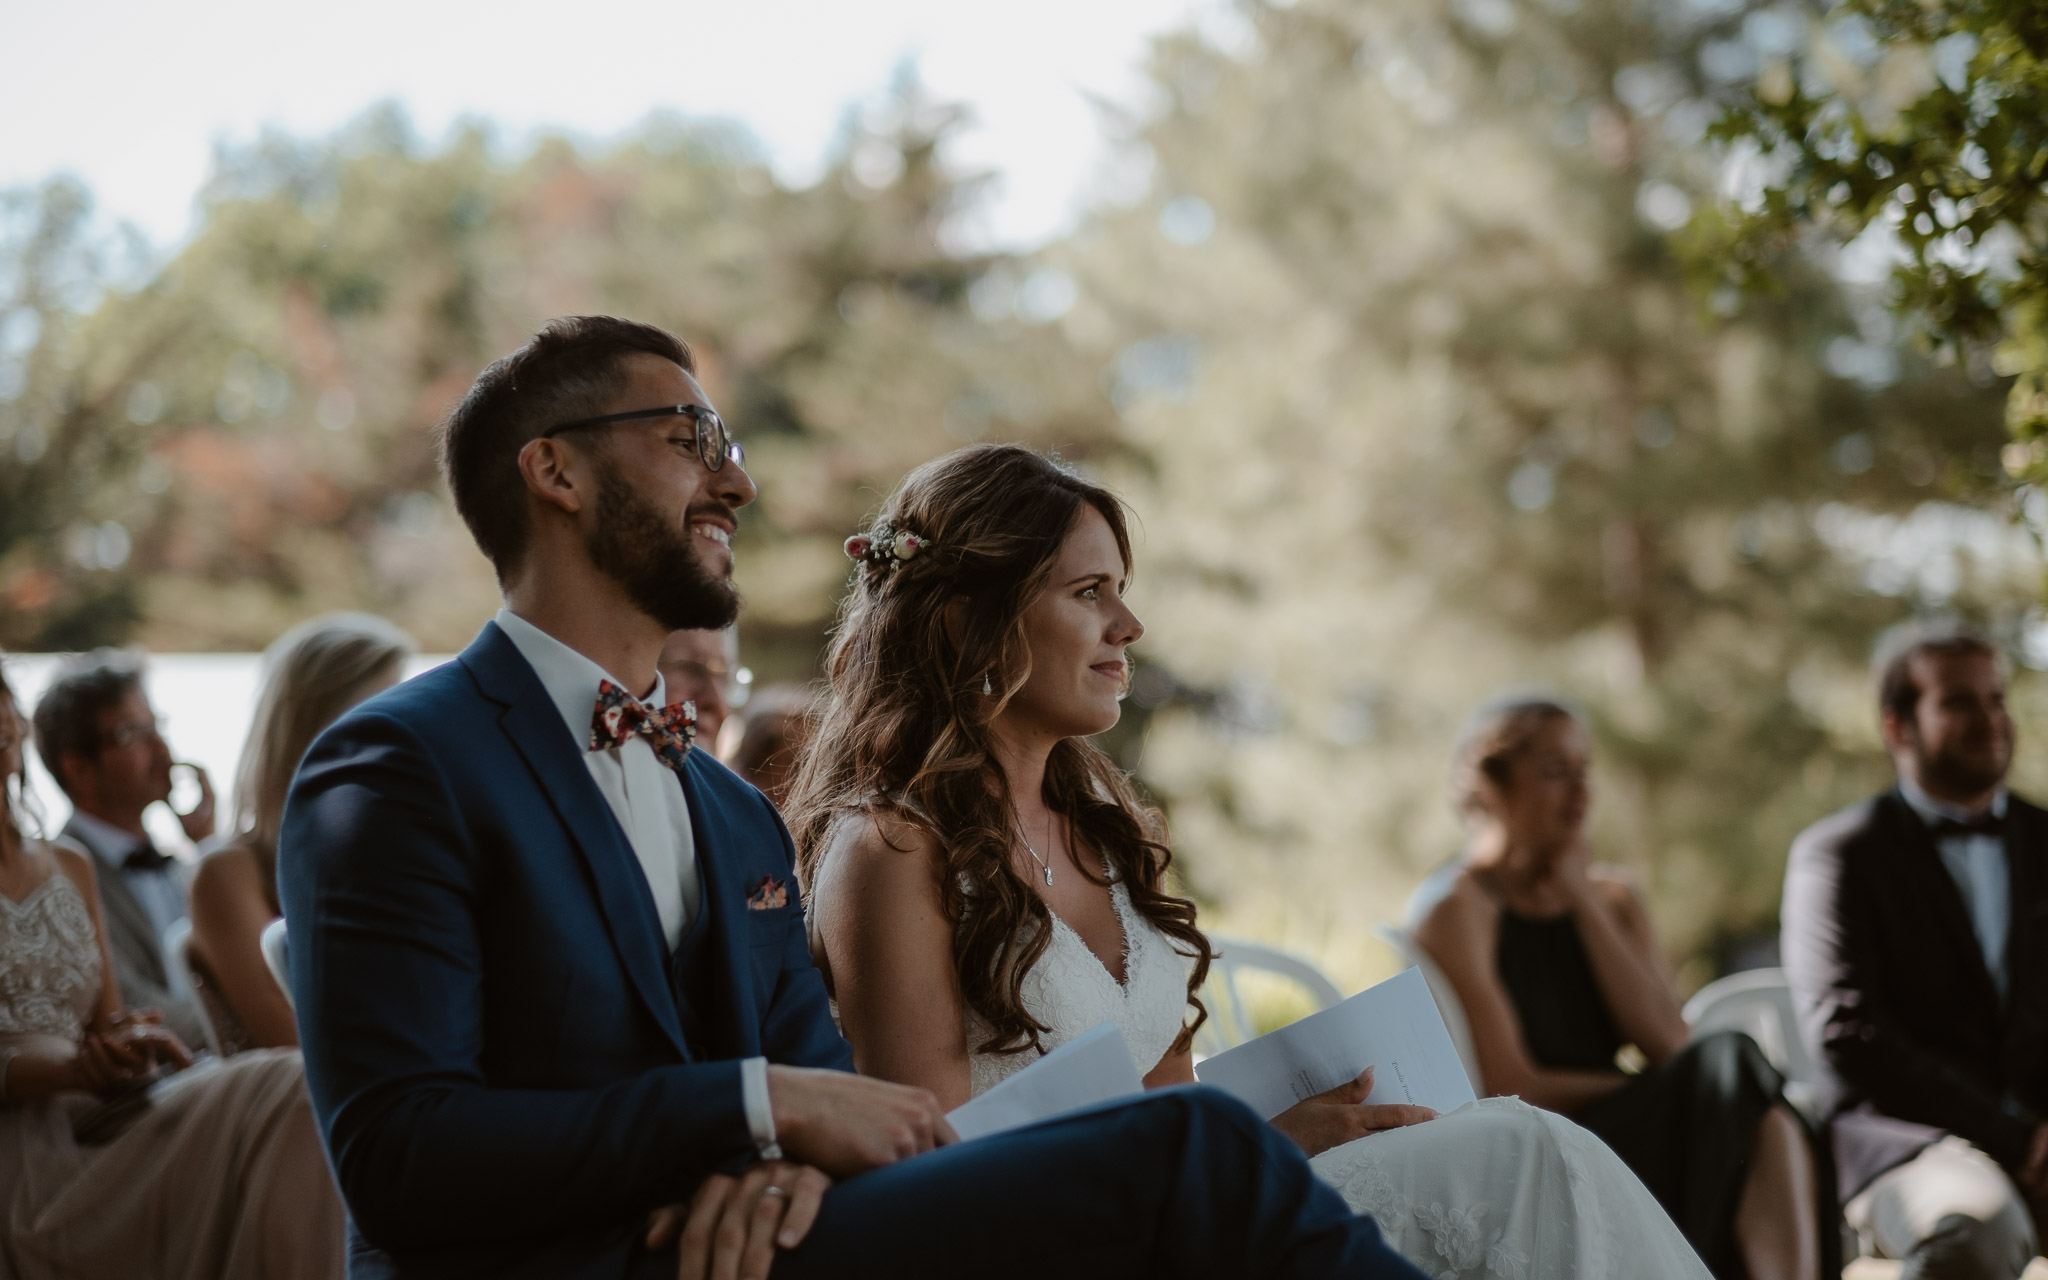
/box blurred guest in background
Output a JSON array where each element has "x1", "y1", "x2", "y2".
[
  {"x1": 189, "y1": 614, "x2": 414, "y2": 1054},
  {"x1": 657, "y1": 625, "x2": 743, "y2": 746},
  {"x1": 1783, "y1": 622, "x2": 2047, "y2": 1280},
  {"x1": 0, "y1": 658, "x2": 342, "y2": 1279},
  {"x1": 1413, "y1": 695, "x2": 1830, "y2": 1280},
  {"x1": 31, "y1": 650, "x2": 210, "y2": 1049},
  {"x1": 722, "y1": 683, "x2": 814, "y2": 808}
]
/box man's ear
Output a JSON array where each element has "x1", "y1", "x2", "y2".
[
  {"x1": 1879, "y1": 709, "x2": 1913, "y2": 756},
  {"x1": 52, "y1": 751, "x2": 89, "y2": 800},
  {"x1": 516, "y1": 436, "x2": 590, "y2": 517}
]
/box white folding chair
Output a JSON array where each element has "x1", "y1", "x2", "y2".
[
  {"x1": 1192, "y1": 936, "x2": 1345, "y2": 1058},
  {"x1": 259, "y1": 918, "x2": 293, "y2": 1010},
  {"x1": 161, "y1": 917, "x2": 225, "y2": 1059},
  {"x1": 1680, "y1": 965, "x2": 1822, "y2": 1111},
  {"x1": 1372, "y1": 923, "x2": 1482, "y2": 1093}
]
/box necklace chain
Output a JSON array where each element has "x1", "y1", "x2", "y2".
[{"x1": 1015, "y1": 813, "x2": 1054, "y2": 887}]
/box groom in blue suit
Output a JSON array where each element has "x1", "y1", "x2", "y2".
[{"x1": 279, "y1": 315, "x2": 1424, "y2": 1280}]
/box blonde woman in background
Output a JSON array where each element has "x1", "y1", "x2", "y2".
[{"x1": 188, "y1": 614, "x2": 414, "y2": 1052}]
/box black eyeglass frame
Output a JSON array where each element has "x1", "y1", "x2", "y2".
[{"x1": 541, "y1": 404, "x2": 744, "y2": 472}]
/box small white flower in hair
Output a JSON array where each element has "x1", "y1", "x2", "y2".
[{"x1": 843, "y1": 523, "x2": 931, "y2": 571}]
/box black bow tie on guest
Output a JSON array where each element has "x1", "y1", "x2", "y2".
[
  {"x1": 1929, "y1": 811, "x2": 2004, "y2": 841},
  {"x1": 123, "y1": 842, "x2": 174, "y2": 873}
]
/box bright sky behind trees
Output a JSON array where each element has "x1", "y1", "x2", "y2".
[{"x1": 0, "y1": 0, "x2": 1217, "y2": 251}]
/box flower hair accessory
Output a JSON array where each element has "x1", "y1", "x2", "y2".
[{"x1": 843, "y1": 521, "x2": 929, "y2": 571}]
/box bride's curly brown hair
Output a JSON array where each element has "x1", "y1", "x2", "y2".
[{"x1": 786, "y1": 444, "x2": 1211, "y2": 1056}]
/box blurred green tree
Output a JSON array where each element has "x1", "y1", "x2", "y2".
[
  {"x1": 0, "y1": 86, "x2": 1102, "y2": 662},
  {"x1": 1699, "y1": 0, "x2": 2048, "y2": 466},
  {"x1": 1050, "y1": 0, "x2": 2025, "y2": 983},
  {"x1": 0, "y1": 178, "x2": 178, "y2": 648}
]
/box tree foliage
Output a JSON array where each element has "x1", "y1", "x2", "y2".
[
  {"x1": 0, "y1": 92, "x2": 1100, "y2": 660},
  {"x1": 1051, "y1": 0, "x2": 2024, "y2": 979},
  {"x1": 1702, "y1": 0, "x2": 2048, "y2": 463}
]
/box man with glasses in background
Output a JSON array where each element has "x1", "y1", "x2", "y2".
[
  {"x1": 658, "y1": 625, "x2": 747, "y2": 749},
  {"x1": 32, "y1": 650, "x2": 214, "y2": 1049}
]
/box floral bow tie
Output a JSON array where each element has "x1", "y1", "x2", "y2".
[{"x1": 589, "y1": 679, "x2": 696, "y2": 773}]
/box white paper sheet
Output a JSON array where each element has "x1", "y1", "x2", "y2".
[
  {"x1": 1193, "y1": 966, "x2": 1477, "y2": 1120},
  {"x1": 945, "y1": 1020, "x2": 1145, "y2": 1142}
]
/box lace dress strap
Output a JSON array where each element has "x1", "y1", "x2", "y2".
[{"x1": 0, "y1": 864, "x2": 103, "y2": 1043}]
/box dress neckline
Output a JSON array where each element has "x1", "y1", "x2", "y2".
[
  {"x1": 1044, "y1": 881, "x2": 1135, "y2": 991},
  {"x1": 0, "y1": 869, "x2": 63, "y2": 912}
]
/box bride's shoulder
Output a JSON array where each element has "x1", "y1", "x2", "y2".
[{"x1": 814, "y1": 806, "x2": 945, "y2": 891}]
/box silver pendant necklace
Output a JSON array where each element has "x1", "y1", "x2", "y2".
[{"x1": 1016, "y1": 813, "x2": 1054, "y2": 887}]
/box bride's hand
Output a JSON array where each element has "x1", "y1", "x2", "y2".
[{"x1": 1268, "y1": 1067, "x2": 1437, "y2": 1158}]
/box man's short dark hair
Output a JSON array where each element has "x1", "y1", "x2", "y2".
[
  {"x1": 1874, "y1": 619, "x2": 2002, "y2": 724},
  {"x1": 32, "y1": 649, "x2": 146, "y2": 795},
  {"x1": 440, "y1": 316, "x2": 695, "y2": 579}
]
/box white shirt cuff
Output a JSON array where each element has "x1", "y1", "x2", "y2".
[{"x1": 740, "y1": 1057, "x2": 781, "y2": 1160}]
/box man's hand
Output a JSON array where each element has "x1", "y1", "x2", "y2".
[
  {"x1": 647, "y1": 1160, "x2": 830, "y2": 1280},
  {"x1": 172, "y1": 761, "x2": 216, "y2": 843},
  {"x1": 766, "y1": 1065, "x2": 956, "y2": 1178},
  {"x1": 1268, "y1": 1067, "x2": 1437, "y2": 1158}
]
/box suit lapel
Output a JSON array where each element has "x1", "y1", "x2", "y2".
[
  {"x1": 62, "y1": 821, "x2": 168, "y2": 988},
  {"x1": 1880, "y1": 790, "x2": 2002, "y2": 1012},
  {"x1": 2001, "y1": 800, "x2": 2048, "y2": 1016},
  {"x1": 460, "y1": 624, "x2": 690, "y2": 1060},
  {"x1": 678, "y1": 754, "x2": 756, "y2": 1055}
]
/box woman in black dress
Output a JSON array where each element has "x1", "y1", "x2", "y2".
[{"x1": 1413, "y1": 695, "x2": 1832, "y2": 1280}]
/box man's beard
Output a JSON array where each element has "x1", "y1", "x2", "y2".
[
  {"x1": 1919, "y1": 741, "x2": 2010, "y2": 799},
  {"x1": 586, "y1": 463, "x2": 738, "y2": 632}
]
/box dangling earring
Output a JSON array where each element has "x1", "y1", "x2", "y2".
[{"x1": 982, "y1": 672, "x2": 993, "y2": 696}]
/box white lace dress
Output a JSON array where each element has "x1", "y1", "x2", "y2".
[
  {"x1": 0, "y1": 863, "x2": 343, "y2": 1279},
  {"x1": 966, "y1": 882, "x2": 1712, "y2": 1280}
]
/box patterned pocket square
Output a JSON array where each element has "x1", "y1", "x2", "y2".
[{"x1": 746, "y1": 876, "x2": 789, "y2": 911}]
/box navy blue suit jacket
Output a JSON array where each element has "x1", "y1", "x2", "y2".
[{"x1": 278, "y1": 622, "x2": 853, "y2": 1278}]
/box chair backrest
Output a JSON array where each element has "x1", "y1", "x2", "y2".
[
  {"x1": 161, "y1": 917, "x2": 225, "y2": 1059},
  {"x1": 1373, "y1": 923, "x2": 1483, "y2": 1092},
  {"x1": 1680, "y1": 966, "x2": 1816, "y2": 1086},
  {"x1": 259, "y1": 918, "x2": 292, "y2": 1011},
  {"x1": 1192, "y1": 937, "x2": 1345, "y2": 1058}
]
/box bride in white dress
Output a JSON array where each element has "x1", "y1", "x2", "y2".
[{"x1": 787, "y1": 446, "x2": 1709, "y2": 1280}]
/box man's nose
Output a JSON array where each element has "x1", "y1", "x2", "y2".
[{"x1": 715, "y1": 462, "x2": 758, "y2": 510}]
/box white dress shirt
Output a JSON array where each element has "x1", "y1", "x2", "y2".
[
  {"x1": 1898, "y1": 777, "x2": 2011, "y2": 1000},
  {"x1": 493, "y1": 609, "x2": 777, "y2": 1156}
]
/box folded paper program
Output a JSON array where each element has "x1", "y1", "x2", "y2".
[
  {"x1": 1193, "y1": 966, "x2": 1477, "y2": 1120},
  {"x1": 946, "y1": 1021, "x2": 1146, "y2": 1141}
]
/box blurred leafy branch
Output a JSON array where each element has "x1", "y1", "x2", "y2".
[{"x1": 1697, "y1": 0, "x2": 2048, "y2": 474}]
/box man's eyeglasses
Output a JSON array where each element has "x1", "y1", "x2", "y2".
[
  {"x1": 542, "y1": 404, "x2": 744, "y2": 473},
  {"x1": 103, "y1": 716, "x2": 165, "y2": 751},
  {"x1": 665, "y1": 659, "x2": 754, "y2": 708}
]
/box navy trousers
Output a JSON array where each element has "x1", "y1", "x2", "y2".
[{"x1": 629, "y1": 1087, "x2": 1425, "y2": 1280}]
